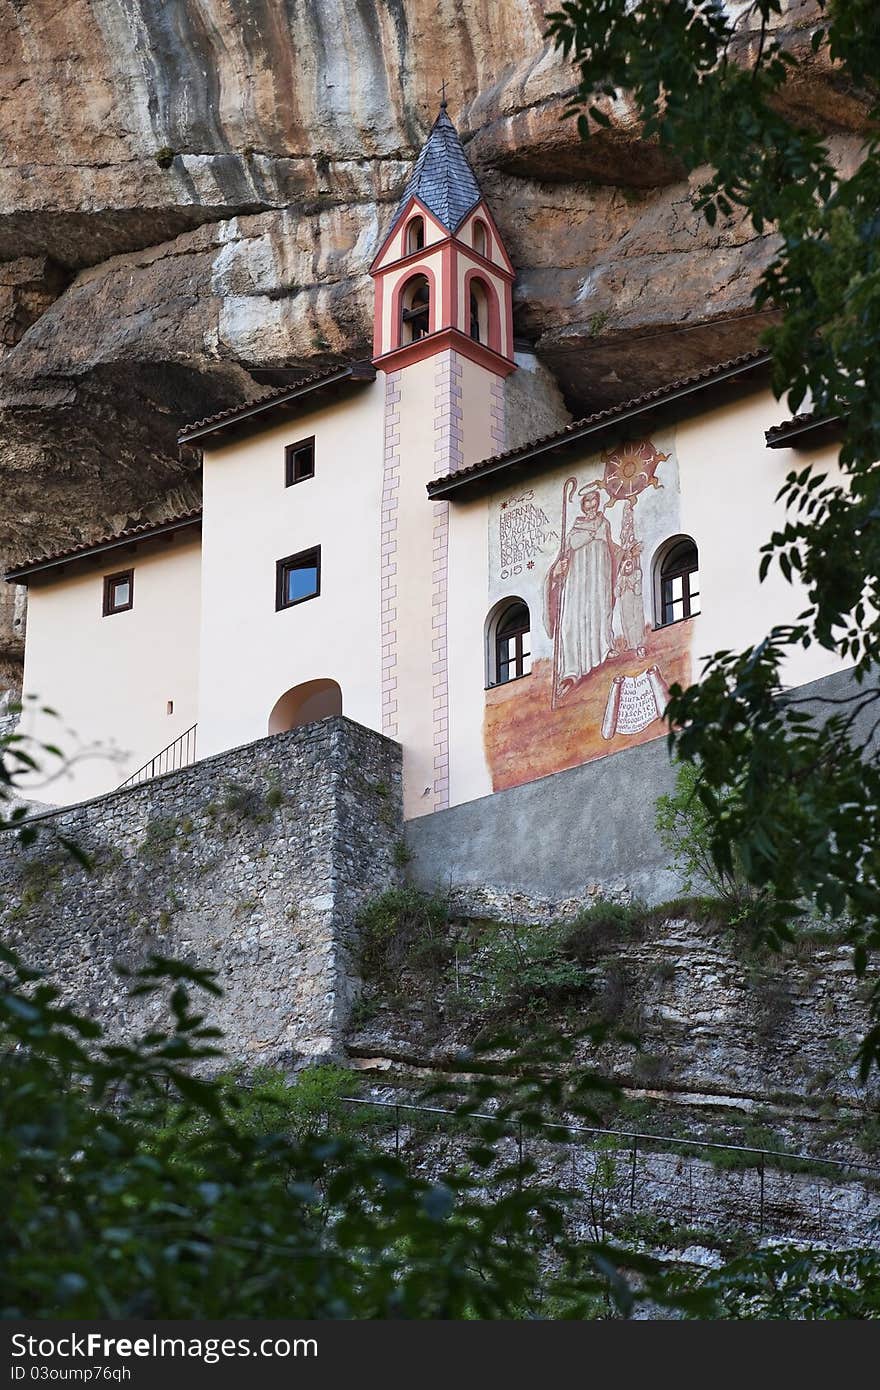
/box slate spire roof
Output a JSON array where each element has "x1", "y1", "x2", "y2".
[{"x1": 390, "y1": 104, "x2": 483, "y2": 235}]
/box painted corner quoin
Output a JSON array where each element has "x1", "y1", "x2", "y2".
[{"x1": 484, "y1": 434, "x2": 694, "y2": 791}]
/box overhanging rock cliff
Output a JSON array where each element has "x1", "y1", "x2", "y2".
[{"x1": 0, "y1": 2, "x2": 872, "y2": 685}]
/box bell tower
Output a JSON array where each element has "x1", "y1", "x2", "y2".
[
  {"x1": 369, "y1": 101, "x2": 516, "y2": 373},
  {"x1": 370, "y1": 103, "x2": 517, "y2": 819}
]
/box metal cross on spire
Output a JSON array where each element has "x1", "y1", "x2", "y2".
[{"x1": 439, "y1": 79, "x2": 448, "y2": 110}]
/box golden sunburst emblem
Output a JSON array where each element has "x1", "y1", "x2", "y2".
[{"x1": 601, "y1": 441, "x2": 669, "y2": 504}]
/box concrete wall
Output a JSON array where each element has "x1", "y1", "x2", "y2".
[
  {"x1": 19, "y1": 533, "x2": 202, "y2": 804},
  {"x1": 407, "y1": 728, "x2": 681, "y2": 905},
  {"x1": 407, "y1": 666, "x2": 877, "y2": 906},
  {"x1": 0, "y1": 717, "x2": 402, "y2": 1065}
]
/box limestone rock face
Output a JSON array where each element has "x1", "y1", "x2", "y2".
[{"x1": 0, "y1": 0, "x2": 869, "y2": 685}]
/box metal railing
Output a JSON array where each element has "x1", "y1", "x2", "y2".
[
  {"x1": 341, "y1": 1095, "x2": 880, "y2": 1238},
  {"x1": 119, "y1": 723, "x2": 198, "y2": 789}
]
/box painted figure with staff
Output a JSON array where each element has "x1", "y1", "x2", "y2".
[
  {"x1": 543, "y1": 441, "x2": 668, "y2": 709},
  {"x1": 544, "y1": 479, "x2": 618, "y2": 707}
]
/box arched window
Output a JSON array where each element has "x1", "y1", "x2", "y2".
[
  {"x1": 487, "y1": 599, "x2": 531, "y2": 686},
  {"x1": 473, "y1": 219, "x2": 488, "y2": 258},
  {"x1": 400, "y1": 274, "x2": 430, "y2": 344},
  {"x1": 656, "y1": 536, "x2": 700, "y2": 627},
  {"x1": 469, "y1": 278, "x2": 489, "y2": 344},
  {"x1": 406, "y1": 215, "x2": 425, "y2": 255}
]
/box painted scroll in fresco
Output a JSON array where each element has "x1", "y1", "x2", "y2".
[{"x1": 601, "y1": 667, "x2": 671, "y2": 740}]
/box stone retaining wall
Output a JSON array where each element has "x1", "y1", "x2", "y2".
[{"x1": 0, "y1": 716, "x2": 402, "y2": 1065}]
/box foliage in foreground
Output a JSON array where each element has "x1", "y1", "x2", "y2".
[
  {"x1": 2, "y1": 941, "x2": 880, "y2": 1319},
  {"x1": 548, "y1": 0, "x2": 880, "y2": 1074},
  {"x1": 655, "y1": 762, "x2": 779, "y2": 933},
  {"x1": 0, "y1": 942, "x2": 643, "y2": 1319}
]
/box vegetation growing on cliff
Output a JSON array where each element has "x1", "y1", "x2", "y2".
[
  {"x1": 0, "y1": 939, "x2": 666, "y2": 1319},
  {"x1": 4, "y1": 935, "x2": 880, "y2": 1319}
]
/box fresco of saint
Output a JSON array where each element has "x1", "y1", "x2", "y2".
[
  {"x1": 544, "y1": 488, "x2": 618, "y2": 699},
  {"x1": 485, "y1": 440, "x2": 691, "y2": 792}
]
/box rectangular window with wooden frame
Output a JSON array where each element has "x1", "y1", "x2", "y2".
[
  {"x1": 285, "y1": 436, "x2": 315, "y2": 487},
  {"x1": 102, "y1": 569, "x2": 134, "y2": 616},
  {"x1": 276, "y1": 546, "x2": 321, "y2": 611}
]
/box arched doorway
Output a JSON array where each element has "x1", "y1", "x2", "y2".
[{"x1": 268, "y1": 678, "x2": 342, "y2": 734}]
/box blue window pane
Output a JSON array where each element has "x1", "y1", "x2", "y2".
[{"x1": 286, "y1": 565, "x2": 318, "y2": 603}]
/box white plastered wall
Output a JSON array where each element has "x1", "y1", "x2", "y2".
[
  {"x1": 19, "y1": 536, "x2": 202, "y2": 805},
  {"x1": 674, "y1": 389, "x2": 843, "y2": 688},
  {"x1": 391, "y1": 348, "x2": 506, "y2": 817},
  {"x1": 457, "y1": 355, "x2": 498, "y2": 465},
  {"x1": 446, "y1": 490, "x2": 493, "y2": 806},
  {"x1": 197, "y1": 381, "x2": 385, "y2": 758},
  {"x1": 441, "y1": 384, "x2": 848, "y2": 811}
]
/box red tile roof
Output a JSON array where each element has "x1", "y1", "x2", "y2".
[
  {"x1": 427, "y1": 349, "x2": 772, "y2": 498},
  {"x1": 4, "y1": 509, "x2": 202, "y2": 583},
  {"x1": 765, "y1": 410, "x2": 844, "y2": 447},
  {"x1": 178, "y1": 361, "x2": 376, "y2": 445}
]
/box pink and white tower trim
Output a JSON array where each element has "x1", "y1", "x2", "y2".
[
  {"x1": 368, "y1": 102, "x2": 516, "y2": 375},
  {"x1": 370, "y1": 102, "x2": 516, "y2": 815}
]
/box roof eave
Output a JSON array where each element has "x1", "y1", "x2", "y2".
[
  {"x1": 178, "y1": 362, "x2": 376, "y2": 447},
  {"x1": 427, "y1": 351, "x2": 773, "y2": 500},
  {"x1": 4, "y1": 515, "x2": 203, "y2": 585},
  {"x1": 765, "y1": 414, "x2": 844, "y2": 449}
]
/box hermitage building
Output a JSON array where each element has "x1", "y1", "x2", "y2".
[{"x1": 5, "y1": 104, "x2": 846, "y2": 834}]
